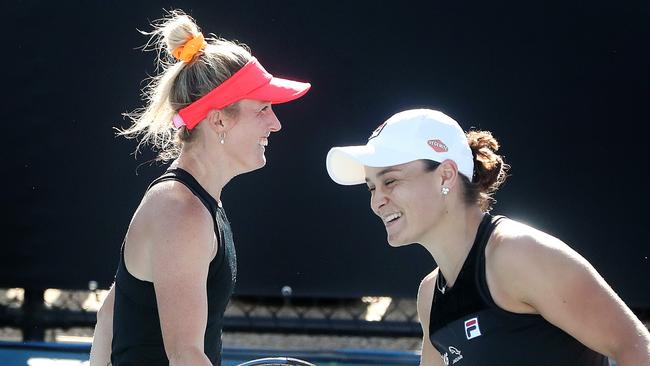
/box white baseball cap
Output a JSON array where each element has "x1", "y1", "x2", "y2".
[{"x1": 326, "y1": 109, "x2": 474, "y2": 185}]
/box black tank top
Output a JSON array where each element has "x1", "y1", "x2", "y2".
[
  {"x1": 111, "y1": 168, "x2": 237, "y2": 366},
  {"x1": 429, "y1": 214, "x2": 607, "y2": 366}
]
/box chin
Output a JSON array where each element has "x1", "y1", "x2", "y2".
[
  {"x1": 257, "y1": 153, "x2": 267, "y2": 167},
  {"x1": 245, "y1": 157, "x2": 267, "y2": 173},
  {"x1": 386, "y1": 234, "x2": 414, "y2": 248},
  {"x1": 257, "y1": 157, "x2": 267, "y2": 169}
]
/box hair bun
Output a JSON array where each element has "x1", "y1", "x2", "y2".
[
  {"x1": 172, "y1": 33, "x2": 206, "y2": 62},
  {"x1": 153, "y1": 10, "x2": 203, "y2": 59},
  {"x1": 466, "y1": 130, "x2": 509, "y2": 209}
]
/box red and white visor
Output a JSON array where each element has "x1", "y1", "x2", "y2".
[{"x1": 173, "y1": 57, "x2": 311, "y2": 130}]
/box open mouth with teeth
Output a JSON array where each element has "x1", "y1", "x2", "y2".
[
  {"x1": 259, "y1": 138, "x2": 268, "y2": 147},
  {"x1": 382, "y1": 212, "x2": 402, "y2": 225}
]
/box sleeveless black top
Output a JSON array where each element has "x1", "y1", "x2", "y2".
[
  {"x1": 111, "y1": 168, "x2": 237, "y2": 366},
  {"x1": 429, "y1": 214, "x2": 607, "y2": 366}
]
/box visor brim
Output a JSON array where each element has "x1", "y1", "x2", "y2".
[
  {"x1": 326, "y1": 145, "x2": 423, "y2": 185},
  {"x1": 247, "y1": 77, "x2": 311, "y2": 104}
]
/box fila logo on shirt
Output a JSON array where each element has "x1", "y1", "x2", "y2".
[{"x1": 464, "y1": 317, "x2": 482, "y2": 340}]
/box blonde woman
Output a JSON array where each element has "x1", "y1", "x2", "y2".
[
  {"x1": 89, "y1": 10, "x2": 310, "y2": 366},
  {"x1": 326, "y1": 109, "x2": 650, "y2": 365}
]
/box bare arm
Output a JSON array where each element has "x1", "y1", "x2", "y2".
[
  {"x1": 150, "y1": 190, "x2": 216, "y2": 366},
  {"x1": 417, "y1": 269, "x2": 445, "y2": 366},
  {"x1": 89, "y1": 285, "x2": 115, "y2": 366},
  {"x1": 489, "y1": 222, "x2": 650, "y2": 365}
]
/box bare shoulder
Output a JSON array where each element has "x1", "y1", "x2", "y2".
[
  {"x1": 142, "y1": 181, "x2": 213, "y2": 234},
  {"x1": 487, "y1": 219, "x2": 587, "y2": 271},
  {"x1": 124, "y1": 180, "x2": 216, "y2": 280},
  {"x1": 418, "y1": 268, "x2": 446, "y2": 365},
  {"x1": 145, "y1": 180, "x2": 209, "y2": 216},
  {"x1": 417, "y1": 268, "x2": 439, "y2": 329},
  {"x1": 136, "y1": 181, "x2": 215, "y2": 257},
  {"x1": 486, "y1": 218, "x2": 593, "y2": 312},
  {"x1": 486, "y1": 219, "x2": 650, "y2": 361},
  {"x1": 418, "y1": 269, "x2": 439, "y2": 297}
]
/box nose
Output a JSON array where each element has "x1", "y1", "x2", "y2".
[
  {"x1": 269, "y1": 110, "x2": 281, "y2": 132},
  {"x1": 371, "y1": 187, "x2": 388, "y2": 215}
]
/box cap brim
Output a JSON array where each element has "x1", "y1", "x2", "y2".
[
  {"x1": 247, "y1": 77, "x2": 311, "y2": 104},
  {"x1": 326, "y1": 145, "x2": 421, "y2": 185}
]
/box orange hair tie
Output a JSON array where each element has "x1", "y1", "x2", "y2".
[{"x1": 172, "y1": 33, "x2": 206, "y2": 63}]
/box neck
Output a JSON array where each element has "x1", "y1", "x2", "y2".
[
  {"x1": 172, "y1": 143, "x2": 234, "y2": 203},
  {"x1": 420, "y1": 206, "x2": 485, "y2": 288}
]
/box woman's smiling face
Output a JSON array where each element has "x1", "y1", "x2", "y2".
[{"x1": 365, "y1": 160, "x2": 445, "y2": 247}]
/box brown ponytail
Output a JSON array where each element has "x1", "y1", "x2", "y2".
[{"x1": 464, "y1": 130, "x2": 510, "y2": 211}]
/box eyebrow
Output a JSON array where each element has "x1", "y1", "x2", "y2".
[{"x1": 365, "y1": 167, "x2": 401, "y2": 183}]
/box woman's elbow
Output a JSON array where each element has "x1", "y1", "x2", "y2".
[
  {"x1": 166, "y1": 345, "x2": 206, "y2": 365},
  {"x1": 609, "y1": 331, "x2": 650, "y2": 365}
]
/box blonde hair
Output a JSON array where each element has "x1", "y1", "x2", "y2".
[{"x1": 119, "y1": 9, "x2": 252, "y2": 162}]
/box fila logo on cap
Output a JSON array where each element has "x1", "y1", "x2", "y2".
[
  {"x1": 427, "y1": 139, "x2": 448, "y2": 152},
  {"x1": 464, "y1": 317, "x2": 482, "y2": 340},
  {"x1": 368, "y1": 121, "x2": 388, "y2": 140}
]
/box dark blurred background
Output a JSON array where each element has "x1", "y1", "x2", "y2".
[{"x1": 4, "y1": 1, "x2": 649, "y2": 308}]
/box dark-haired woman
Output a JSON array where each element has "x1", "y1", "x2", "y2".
[{"x1": 326, "y1": 109, "x2": 649, "y2": 365}]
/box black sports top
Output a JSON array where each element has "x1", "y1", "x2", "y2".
[
  {"x1": 111, "y1": 168, "x2": 237, "y2": 366},
  {"x1": 429, "y1": 214, "x2": 607, "y2": 366}
]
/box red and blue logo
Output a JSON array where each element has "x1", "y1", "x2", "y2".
[{"x1": 464, "y1": 317, "x2": 482, "y2": 340}]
